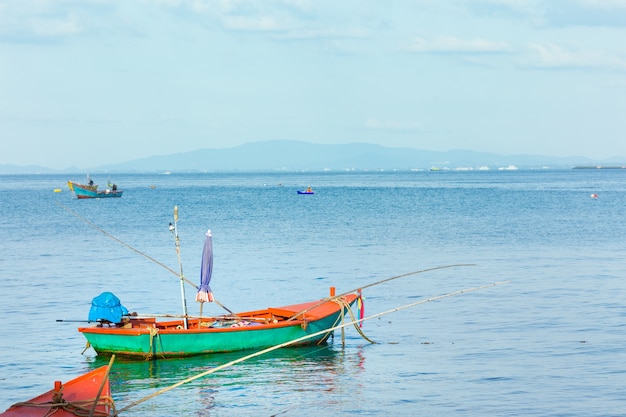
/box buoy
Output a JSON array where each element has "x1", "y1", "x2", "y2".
[
  {"x1": 591, "y1": 194, "x2": 598, "y2": 199},
  {"x1": 53, "y1": 189, "x2": 62, "y2": 193}
]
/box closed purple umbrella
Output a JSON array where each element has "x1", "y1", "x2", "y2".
[{"x1": 196, "y1": 230, "x2": 214, "y2": 303}]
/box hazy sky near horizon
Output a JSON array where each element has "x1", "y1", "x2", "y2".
[{"x1": 2, "y1": 0, "x2": 626, "y2": 169}]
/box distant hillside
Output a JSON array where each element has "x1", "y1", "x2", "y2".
[
  {"x1": 0, "y1": 164, "x2": 58, "y2": 174},
  {"x1": 89, "y1": 140, "x2": 609, "y2": 173},
  {"x1": 1, "y1": 140, "x2": 621, "y2": 174}
]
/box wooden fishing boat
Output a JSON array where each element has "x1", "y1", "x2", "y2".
[
  {"x1": 73, "y1": 206, "x2": 360, "y2": 360},
  {"x1": 68, "y1": 180, "x2": 123, "y2": 199},
  {"x1": 297, "y1": 187, "x2": 314, "y2": 194},
  {"x1": 79, "y1": 292, "x2": 359, "y2": 360},
  {"x1": 0, "y1": 365, "x2": 115, "y2": 417}
]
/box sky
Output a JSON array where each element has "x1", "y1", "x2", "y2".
[{"x1": 2, "y1": 0, "x2": 626, "y2": 169}]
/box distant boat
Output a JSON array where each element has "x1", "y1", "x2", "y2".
[
  {"x1": 297, "y1": 187, "x2": 314, "y2": 194},
  {"x1": 68, "y1": 180, "x2": 123, "y2": 199},
  {"x1": 0, "y1": 365, "x2": 114, "y2": 416}
]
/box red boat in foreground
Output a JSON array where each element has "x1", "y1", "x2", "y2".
[{"x1": 0, "y1": 365, "x2": 115, "y2": 417}]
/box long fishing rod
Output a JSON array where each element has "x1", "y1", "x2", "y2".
[
  {"x1": 56, "y1": 319, "x2": 97, "y2": 323},
  {"x1": 286, "y1": 263, "x2": 475, "y2": 321},
  {"x1": 55, "y1": 201, "x2": 233, "y2": 315},
  {"x1": 113, "y1": 280, "x2": 508, "y2": 415},
  {"x1": 56, "y1": 263, "x2": 474, "y2": 325},
  {"x1": 57, "y1": 202, "x2": 471, "y2": 323}
]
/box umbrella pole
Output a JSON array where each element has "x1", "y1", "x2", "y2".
[{"x1": 170, "y1": 206, "x2": 189, "y2": 329}]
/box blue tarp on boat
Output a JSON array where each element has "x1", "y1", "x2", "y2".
[{"x1": 88, "y1": 292, "x2": 129, "y2": 323}]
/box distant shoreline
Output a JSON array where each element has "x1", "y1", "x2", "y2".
[{"x1": 573, "y1": 166, "x2": 626, "y2": 169}]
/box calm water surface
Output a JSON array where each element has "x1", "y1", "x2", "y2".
[{"x1": 1, "y1": 170, "x2": 625, "y2": 416}]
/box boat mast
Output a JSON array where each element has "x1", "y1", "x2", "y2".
[{"x1": 170, "y1": 205, "x2": 189, "y2": 329}]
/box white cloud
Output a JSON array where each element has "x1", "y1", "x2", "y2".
[
  {"x1": 221, "y1": 15, "x2": 284, "y2": 31},
  {"x1": 580, "y1": 0, "x2": 626, "y2": 9},
  {"x1": 464, "y1": 0, "x2": 626, "y2": 28},
  {"x1": 145, "y1": 0, "x2": 183, "y2": 6},
  {"x1": 520, "y1": 42, "x2": 626, "y2": 70},
  {"x1": 0, "y1": 1, "x2": 111, "y2": 41},
  {"x1": 409, "y1": 35, "x2": 511, "y2": 54},
  {"x1": 30, "y1": 14, "x2": 82, "y2": 37},
  {"x1": 189, "y1": 0, "x2": 241, "y2": 14},
  {"x1": 461, "y1": 0, "x2": 545, "y2": 24},
  {"x1": 366, "y1": 118, "x2": 423, "y2": 133},
  {"x1": 277, "y1": 27, "x2": 368, "y2": 40},
  {"x1": 466, "y1": 0, "x2": 542, "y2": 14}
]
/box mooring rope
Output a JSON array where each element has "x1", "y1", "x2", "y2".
[
  {"x1": 317, "y1": 304, "x2": 345, "y2": 346},
  {"x1": 146, "y1": 327, "x2": 160, "y2": 361},
  {"x1": 8, "y1": 397, "x2": 116, "y2": 417},
  {"x1": 56, "y1": 202, "x2": 180, "y2": 278},
  {"x1": 55, "y1": 202, "x2": 234, "y2": 315},
  {"x1": 332, "y1": 297, "x2": 375, "y2": 344}
]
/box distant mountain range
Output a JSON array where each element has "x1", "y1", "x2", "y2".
[{"x1": 2, "y1": 140, "x2": 624, "y2": 174}]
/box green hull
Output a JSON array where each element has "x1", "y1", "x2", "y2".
[{"x1": 80, "y1": 298, "x2": 356, "y2": 359}]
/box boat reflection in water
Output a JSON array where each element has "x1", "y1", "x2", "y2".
[{"x1": 86, "y1": 343, "x2": 366, "y2": 416}]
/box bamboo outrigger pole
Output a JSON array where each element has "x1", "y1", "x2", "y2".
[
  {"x1": 286, "y1": 263, "x2": 476, "y2": 321},
  {"x1": 89, "y1": 354, "x2": 116, "y2": 417},
  {"x1": 113, "y1": 280, "x2": 509, "y2": 415},
  {"x1": 170, "y1": 205, "x2": 189, "y2": 329}
]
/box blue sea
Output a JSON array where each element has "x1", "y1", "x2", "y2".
[{"x1": 1, "y1": 169, "x2": 625, "y2": 416}]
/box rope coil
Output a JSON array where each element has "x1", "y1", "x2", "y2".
[{"x1": 332, "y1": 296, "x2": 376, "y2": 345}]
